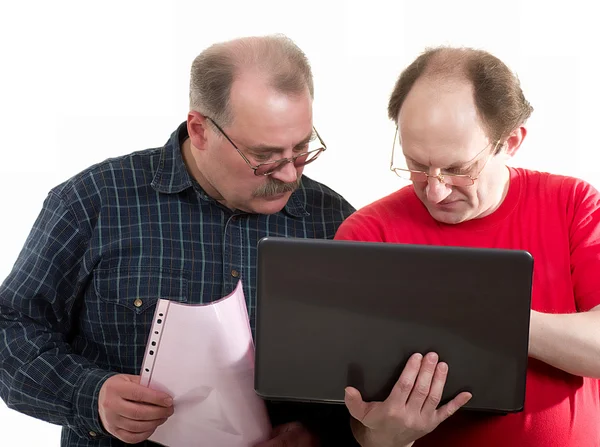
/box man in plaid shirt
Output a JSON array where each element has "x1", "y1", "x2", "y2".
[{"x1": 0, "y1": 35, "x2": 357, "y2": 446}]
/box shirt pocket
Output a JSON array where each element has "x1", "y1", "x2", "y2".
[
  {"x1": 93, "y1": 266, "x2": 189, "y2": 315},
  {"x1": 85, "y1": 266, "x2": 190, "y2": 371}
]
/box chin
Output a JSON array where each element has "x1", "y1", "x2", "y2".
[
  {"x1": 427, "y1": 206, "x2": 471, "y2": 225},
  {"x1": 432, "y1": 213, "x2": 468, "y2": 225},
  {"x1": 250, "y1": 193, "x2": 292, "y2": 215}
]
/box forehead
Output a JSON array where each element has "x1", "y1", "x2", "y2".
[
  {"x1": 398, "y1": 78, "x2": 489, "y2": 166},
  {"x1": 229, "y1": 73, "x2": 313, "y2": 137}
]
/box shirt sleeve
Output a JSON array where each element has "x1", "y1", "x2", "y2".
[
  {"x1": 569, "y1": 180, "x2": 600, "y2": 312},
  {"x1": 0, "y1": 191, "x2": 116, "y2": 439}
]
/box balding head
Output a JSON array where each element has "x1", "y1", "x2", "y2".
[
  {"x1": 388, "y1": 47, "x2": 533, "y2": 142},
  {"x1": 189, "y1": 34, "x2": 314, "y2": 126}
]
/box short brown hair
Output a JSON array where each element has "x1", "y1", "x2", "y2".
[
  {"x1": 388, "y1": 47, "x2": 533, "y2": 142},
  {"x1": 189, "y1": 34, "x2": 314, "y2": 126}
]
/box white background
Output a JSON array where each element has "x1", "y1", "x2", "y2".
[{"x1": 1, "y1": 0, "x2": 599, "y2": 445}]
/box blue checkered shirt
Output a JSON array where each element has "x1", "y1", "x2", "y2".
[{"x1": 0, "y1": 122, "x2": 356, "y2": 446}]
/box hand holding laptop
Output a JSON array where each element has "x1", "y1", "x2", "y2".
[
  {"x1": 346, "y1": 352, "x2": 472, "y2": 447},
  {"x1": 255, "y1": 238, "x2": 531, "y2": 413}
]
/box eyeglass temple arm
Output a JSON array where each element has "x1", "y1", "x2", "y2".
[{"x1": 390, "y1": 127, "x2": 399, "y2": 170}]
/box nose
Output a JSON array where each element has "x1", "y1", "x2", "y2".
[
  {"x1": 425, "y1": 175, "x2": 452, "y2": 203},
  {"x1": 269, "y1": 160, "x2": 299, "y2": 184}
]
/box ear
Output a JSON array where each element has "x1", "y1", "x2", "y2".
[
  {"x1": 502, "y1": 126, "x2": 527, "y2": 158},
  {"x1": 187, "y1": 111, "x2": 211, "y2": 151}
]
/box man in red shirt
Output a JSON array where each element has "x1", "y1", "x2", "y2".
[{"x1": 335, "y1": 47, "x2": 600, "y2": 446}]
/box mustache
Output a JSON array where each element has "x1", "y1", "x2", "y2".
[{"x1": 253, "y1": 178, "x2": 301, "y2": 198}]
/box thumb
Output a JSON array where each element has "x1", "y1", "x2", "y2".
[
  {"x1": 126, "y1": 374, "x2": 142, "y2": 384},
  {"x1": 344, "y1": 387, "x2": 368, "y2": 422},
  {"x1": 435, "y1": 391, "x2": 472, "y2": 425}
]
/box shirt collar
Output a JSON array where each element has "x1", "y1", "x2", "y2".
[
  {"x1": 285, "y1": 189, "x2": 310, "y2": 217},
  {"x1": 151, "y1": 121, "x2": 309, "y2": 218},
  {"x1": 151, "y1": 121, "x2": 194, "y2": 194}
]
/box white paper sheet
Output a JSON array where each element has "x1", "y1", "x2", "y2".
[{"x1": 139, "y1": 280, "x2": 271, "y2": 446}]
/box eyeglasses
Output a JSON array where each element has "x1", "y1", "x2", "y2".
[
  {"x1": 206, "y1": 117, "x2": 326, "y2": 176},
  {"x1": 390, "y1": 127, "x2": 502, "y2": 187}
]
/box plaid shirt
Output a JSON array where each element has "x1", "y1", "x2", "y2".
[{"x1": 0, "y1": 122, "x2": 356, "y2": 446}]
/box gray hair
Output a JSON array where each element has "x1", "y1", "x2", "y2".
[{"x1": 189, "y1": 34, "x2": 314, "y2": 126}]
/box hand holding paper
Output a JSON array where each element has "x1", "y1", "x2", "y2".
[
  {"x1": 139, "y1": 281, "x2": 271, "y2": 446},
  {"x1": 98, "y1": 374, "x2": 174, "y2": 444}
]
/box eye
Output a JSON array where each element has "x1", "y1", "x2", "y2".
[
  {"x1": 445, "y1": 163, "x2": 475, "y2": 175},
  {"x1": 293, "y1": 144, "x2": 309, "y2": 153},
  {"x1": 252, "y1": 153, "x2": 272, "y2": 162},
  {"x1": 409, "y1": 163, "x2": 428, "y2": 171},
  {"x1": 446, "y1": 168, "x2": 470, "y2": 175}
]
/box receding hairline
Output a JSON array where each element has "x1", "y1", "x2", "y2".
[
  {"x1": 389, "y1": 46, "x2": 497, "y2": 119},
  {"x1": 397, "y1": 48, "x2": 495, "y2": 135},
  {"x1": 419, "y1": 47, "x2": 476, "y2": 81},
  {"x1": 207, "y1": 35, "x2": 313, "y2": 95},
  {"x1": 189, "y1": 34, "x2": 314, "y2": 127},
  {"x1": 388, "y1": 45, "x2": 533, "y2": 145}
]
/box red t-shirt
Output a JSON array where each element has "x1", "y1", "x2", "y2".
[{"x1": 335, "y1": 167, "x2": 600, "y2": 446}]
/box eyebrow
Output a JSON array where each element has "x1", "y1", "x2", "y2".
[
  {"x1": 246, "y1": 131, "x2": 314, "y2": 153},
  {"x1": 406, "y1": 156, "x2": 477, "y2": 170}
]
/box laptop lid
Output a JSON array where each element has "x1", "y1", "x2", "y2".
[{"x1": 254, "y1": 237, "x2": 533, "y2": 413}]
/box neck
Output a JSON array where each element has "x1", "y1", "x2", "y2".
[
  {"x1": 479, "y1": 165, "x2": 511, "y2": 219},
  {"x1": 181, "y1": 138, "x2": 235, "y2": 210}
]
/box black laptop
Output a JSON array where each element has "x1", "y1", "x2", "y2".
[{"x1": 254, "y1": 237, "x2": 533, "y2": 413}]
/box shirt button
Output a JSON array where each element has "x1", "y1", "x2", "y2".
[
  {"x1": 133, "y1": 298, "x2": 143, "y2": 308},
  {"x1": 89, "y1": 431, "x2": 98, "y2": 437},
  {"x1": 231, "y1": 269, "x2": 240, "y2": 278}
]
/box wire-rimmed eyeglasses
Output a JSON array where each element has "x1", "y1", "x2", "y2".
[
  {"x1": 390, "y1": 127, "x2": 502, "y2": 186},
  {"x1": 207, "y1": 117, "x2": 326, "y2": 176}
]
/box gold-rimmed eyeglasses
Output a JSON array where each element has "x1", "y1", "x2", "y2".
[
  {"x1": 390, "y1": 127, "x2": 502, "y2": 187},
  {"x1": 206, "y1": 117, "x2": 327, "y2": 176}
]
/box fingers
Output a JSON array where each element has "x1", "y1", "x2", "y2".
[
  {"x1": 115, "y1": 398, "x2": 175, "y2": 421},
  {"x1": 100, "y1": 400, "x2": 172, "y2": 441},
  {"x1": 99, "y1": 374, "x2": 175, "y2": 444},
  {"x1": 344, "y1": 387, "x2": 369, "y2": 422},
  {"x1": 420, "y1": 360, "x2": 447, "y2": 414},
  {"x1": 388, "y1": 353, "x2": 424, "y2": 404},
  {"x1": 421, "y1": 361, "x2": 473, "y2": 420},
  {"x1": 406, "y1": 352, "x2": 439, "y2": 411},
  {"x1": 119, "y1": 380, "x2": 173, "y2": 407},
  {"x1": 421, "y1": 361, "x2": 472, "y2": 425},
  {"x1": 343, "y1": 354, "x2": 469, "y2": 445},
  {"x1": 127, "y1": 374, "x2": 142, "y2": 385},
  {"x1": 113, "y1": 415, "x2": 168, "y2": 434},
  {"x1": 434, "y1": 391, "x2": 472, "y2": 425}
]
